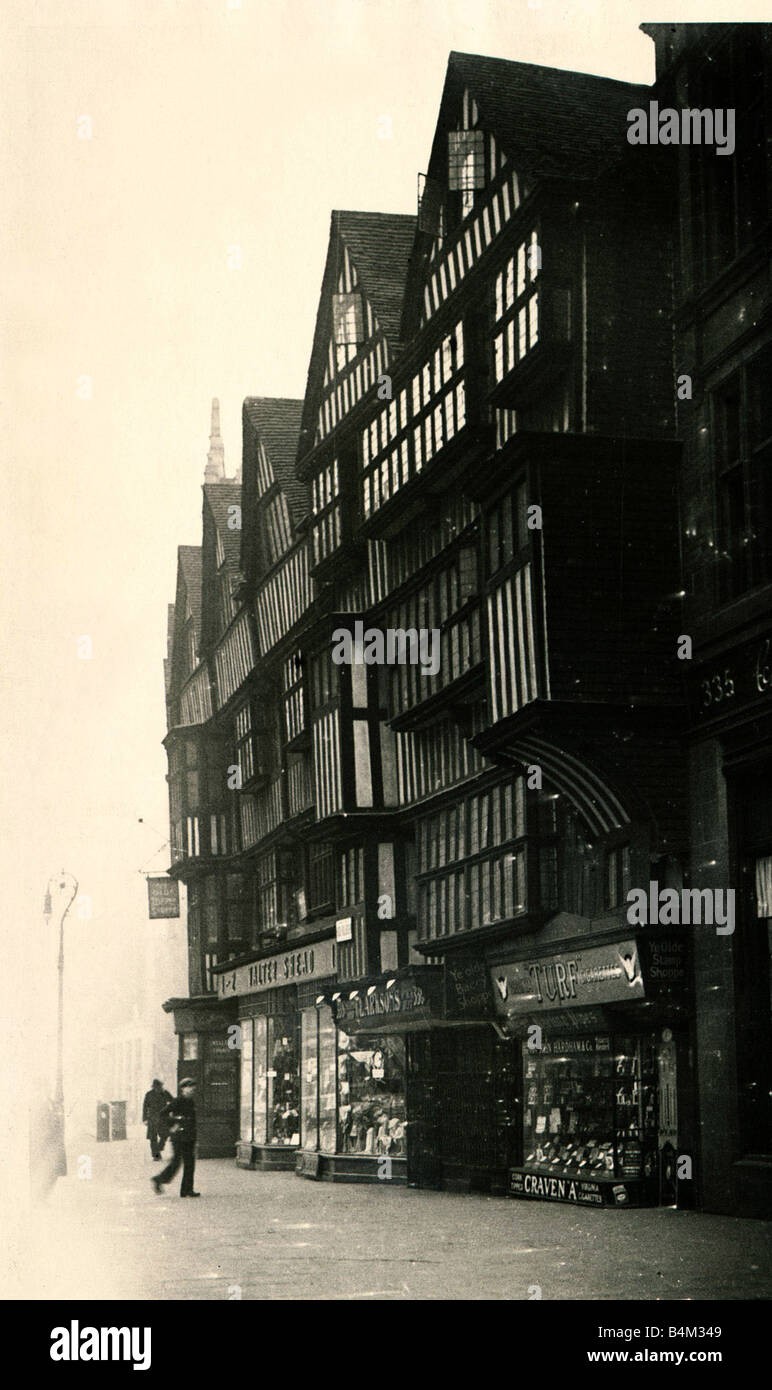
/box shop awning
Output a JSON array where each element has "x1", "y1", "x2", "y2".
[{"x1": 326, "y1": 967, "x2": 444, "y2": 1035}]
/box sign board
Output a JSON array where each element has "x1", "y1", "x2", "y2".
[
  {"x1": 509, "y1": 1168, "x2": 643, "y2": 1207},
  {"x1": 491, "y1": 939, "x2": 645, "y2": 1020},
  {"x1": 694, "y1": 629, "x2": 772, "y2": 725},
  {"x1": 333, "y1": 970, "x2": 442, "y2": 1033},
  {"x1": 445, "y1": 953, "x2": 494, "y2": 1019},
  {"x1": 217, "y1": 938, "x2": 336, "y2": 999},
  {"x1": 147, "y1": 877, "x2": 180, "y2": 919}
]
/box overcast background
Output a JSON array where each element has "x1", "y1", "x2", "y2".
[{"x1": 2, "y1": 0, "x2": 765, "y2": 1187}]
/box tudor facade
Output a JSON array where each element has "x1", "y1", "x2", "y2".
[{"x1": 161, "y1": 30, "x2": 771, "y2": 1214}]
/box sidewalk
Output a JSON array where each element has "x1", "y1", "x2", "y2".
[{"x1": 13, "y1": 1136, "x2": 772, "y2": 1301}]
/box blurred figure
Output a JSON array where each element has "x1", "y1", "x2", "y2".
[
  {"x1": 152, "y1": 1078, "x2": 199, "y2": 1197},
  {"x1": 142, "y1": 1078, "x2": 172, "y2": 1160}
]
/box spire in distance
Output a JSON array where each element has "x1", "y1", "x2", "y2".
[{"x1": 204, "y1": 397, "x2": 225, "y2": 484}]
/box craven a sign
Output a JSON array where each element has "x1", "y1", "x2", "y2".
[
  {"x1": 217, "y1": 939, "x2": 336, "y2": 998},
  {"x1": 509, "y1": 1168, "x2": 638, "y2": 1207},
  {"x1": 491, "y1": 939, "x2": 645, "y2": 1019}
]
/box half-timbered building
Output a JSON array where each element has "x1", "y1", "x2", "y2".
[{"x1": 160, "y1": 32, "x2": 770, "y2": 1211}]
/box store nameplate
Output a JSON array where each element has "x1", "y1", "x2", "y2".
[
  {"x1": 491, "y1": 939, "x2": 646, "y2": 1019},
  {"x1": 334, "y1": 972, "x2": 441, "y2": 1031},
  {"x1": 445, "y1": 954, "x2": 494, "y2": 1019},
  {"x1": 218, "y1": 939, "x2": 336, "y2": 998}
]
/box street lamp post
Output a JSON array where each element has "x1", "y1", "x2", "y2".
[{"x1": 43, "y1": 871, "x2": 78, "y2": 1178}]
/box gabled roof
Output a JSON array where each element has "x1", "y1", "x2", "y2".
[
  {"x1": 335, "y1": 212, "x2": 417, "y2": 345},
  {"x1": 443, "y1": 51, "x2": 648, "y2": 182},
  {"x1": 243, "y1": 397, "x2": 305, "y2": 524},
  {"x1": 177, "y1": 546, "x2": 202, "y2": 643},
  {"x1": 297, "y1": 210, "x2": 417, "y2": 464},
  {"x1": 167, "y1": 545, "x2": 202, "y2": 702},
  {"x1": 241, "y1": 396, "x2": 304, "y2": 584},
  {"x1": 203, "y1": 482, "x2": 242, "y2": 569}
]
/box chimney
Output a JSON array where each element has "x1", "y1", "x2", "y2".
[{"x1": 204, "y1": 397, "x2": 225, "y2": 484}]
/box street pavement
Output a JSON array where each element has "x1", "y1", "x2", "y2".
[{"x1": 11, "y1": 1134, "x2": 772, "y2": 1301}]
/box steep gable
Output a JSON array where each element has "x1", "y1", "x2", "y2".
[
  {"x1": 168, "y1": 545, "x2": 202, "y2": 701},
  {"x1": 297, "y1": 210, "x2": 416, "y2": 464},
  {"x1": 241, "y1": 397, "x2": 304, "y2": 585},
  {"x1": 200, "y1": 482, "x2": 243, "y2": 651},
  {"x1": 402, "y1": 52, "x2": 649, "y2": 334}
]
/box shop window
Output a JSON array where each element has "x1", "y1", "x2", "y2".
[
  {"x1": 337, "y1": 1034, "x2": 406, "y2": 1156},
  {"x1": 522, "y1": 1034, "x2": 657, "y2": 1181},
  {"x1": 318, "y1": 1007, "x2": 337, "y2": 1153},
  {"x1": 239, "y1": 1018, "x2": 253, "y2": 1142},
  {"x1": 251, "y1": 1016, "x2": 268, "y2": 1143},
  {"x1": 267, "y1": 1017, "x2": 300, "y2": 1145},
  {"x1": 300, "y1": 1009, "x2": 319, "y2": 1149},
  {"x1": 735, "y1": 773, "x2": 772, "y2": 1155}
]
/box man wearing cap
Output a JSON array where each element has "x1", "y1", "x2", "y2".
[{"x1": 151, "y1": 1078, "x2": 200, "y2": 1198}]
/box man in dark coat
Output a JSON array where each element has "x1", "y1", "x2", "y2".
[
  {"x1": 142, "y1": 1079, "x2": 172, "y2": 1159},
  {"x1": 151, "y1": 1078, "x2": 200, "y2": 1197}
]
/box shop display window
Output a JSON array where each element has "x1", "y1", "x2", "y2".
[
  {"x1": 252, "y1": 1016, "x2": 267, "y2": 1143},
  {"x1": 522, "y1": 1034, "x2": 657, "y2": 1180},
  {"x1": 239, "y1": 1018, "x2": 253, "y2": 1142},
  {"x1": 267, "y1": 1015, "x2": 299, "y2": 1145},
  {"x1": 337, "y1": 1033, "x2": 407, "y2": 1156},
  {"x1": 301, "y1": 1008, "x2": 319, "y2": 1148},
  {"x1": 318, "y1": 1007, "x2": 337, "y2": 1153}
]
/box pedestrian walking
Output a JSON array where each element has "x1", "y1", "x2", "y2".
[
  {"x1": 141, "y1": 1079, "x2": 172, "y2": 1160},
  {"x1": 151, "y1": 1078, "x2": 200, "y2": 1198}
]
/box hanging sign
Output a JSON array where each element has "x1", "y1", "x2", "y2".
[{"x1": 147, "y1": 877, "x2": 180, "y2": 919}]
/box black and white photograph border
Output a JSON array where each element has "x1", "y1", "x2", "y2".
[{"x1": 2, "y1": 0, "x2": 771, "y2": 1342}]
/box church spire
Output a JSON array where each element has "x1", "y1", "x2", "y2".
[{"x1": 204, "y1": 397, "x2": 225, "y2": 484}]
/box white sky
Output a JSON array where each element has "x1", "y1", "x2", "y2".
[{"x1": 2, "y1": 0, "x2": 766, "y2": 1136}]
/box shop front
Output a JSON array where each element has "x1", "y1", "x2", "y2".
[
  {"x1": 488, "y1": 928, "x2": 693, "y2": 1208},
  {"x1": 297, "y1": 966, "x2": 444, "y2": 1183},
  {"x1": 162, "y1": 995, "x2": 239, "y2": 1157},
  {"x1": 214, "y1": 935, "x2": 336, "y2": 1171}
]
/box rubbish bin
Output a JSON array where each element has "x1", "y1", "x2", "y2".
[
  {"x1": 96, "y1": 1102, "x2": 110, "y2": 1142},
  {"x1": 110, "y1": 1101, "x2": 127, "y2": 1141}
]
